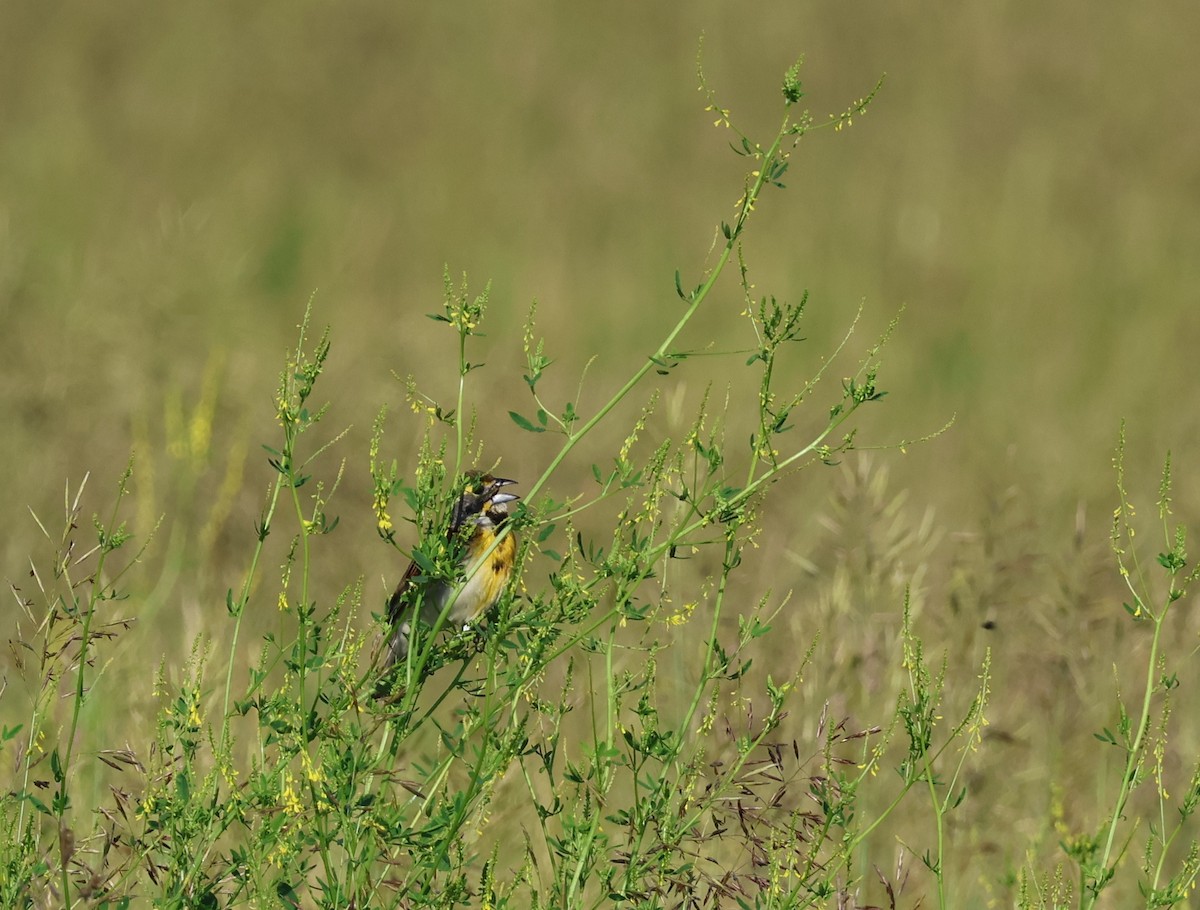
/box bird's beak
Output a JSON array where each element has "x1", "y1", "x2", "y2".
[
  {"x1": 490, "y1": 492, "x2": 520, "y2": 506},
  {"x1": 492, "y1": 477, "x2": 518, "y2": 488}
]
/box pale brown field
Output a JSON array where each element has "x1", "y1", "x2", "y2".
[{"x1": 2, "y1": 3, "x2": 1199, "y2": 907}]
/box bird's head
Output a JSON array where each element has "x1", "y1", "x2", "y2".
[{"x1": 450, "y1": 471, "x2": 519, "y2": 534}]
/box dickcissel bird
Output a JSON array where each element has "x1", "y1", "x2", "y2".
[{"x1": 381, "y1": 471, "x2": 519, "y2": 670}]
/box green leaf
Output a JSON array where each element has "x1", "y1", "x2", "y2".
[
  {"x1": 509, "y1": 411, "x2": 547, "y2": 433},
  {"x1": 1157, "y1": 551, "x2": 1185, "y2": 572},
  {"x1": 412, "y1": 548, "x2": 436, "y2": 574},
  {"x1": 951, "y1": 786, "x2": 968, "y2": 809},
  {"x1": 275, "y1": 881, "x2": 300, "y2": 908},
  {"x1": 1121, "y1": 600, "x2": 1149, "y2": 620}
]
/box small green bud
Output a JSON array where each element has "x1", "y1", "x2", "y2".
[{"x1": 782, "y1": 59, "x2": 805, "y2": 104}]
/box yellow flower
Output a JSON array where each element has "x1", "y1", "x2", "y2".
[
  {"x1": 669, "y1": 602, "x2": 697, "y2": 626},
  {"x1": 269, "y1": 841, "x2": 293, "y2": 867},
  {"x1": 281, "y1": 770, "x2": 303, "y2": 817},
  {"x1": 300, "y1": 750, "x2": 324, "y2": 785}
]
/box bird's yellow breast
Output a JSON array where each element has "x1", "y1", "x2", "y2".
[{"x1": 452, "y1": 526, "x2": 516, "y2": 623}]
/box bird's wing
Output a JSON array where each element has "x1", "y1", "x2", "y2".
[{"x1": 387, "y1": 556, "x2": 424, "y2": 623}]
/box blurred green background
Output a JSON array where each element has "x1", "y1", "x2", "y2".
[{"x1": 3, "y1": 0, "x2": 1200, "y2": 902}]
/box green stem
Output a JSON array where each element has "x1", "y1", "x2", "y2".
[
  {"x1": 185, "y1": 359, "x2": 304, "y2": 894},
  {"x1": 218, "y1": 470, "x2": 284, "y2": 736},
  {"x1": 56, "y1": 475, "x2": 129, "y2": 906},
  {"x1": 455, "y1": 324, "x2": 468, "y2": 476},
  {"x1": 1082, "y1": 612, "x2": 1164, "y2": 908},
  {"x1": 620, "y1": 536, "x2": 736, "y2": 884},
  {"x1": 566, "y1": 643, "x2": 616, "y2": 906},
  {"x1": 289, "y1": 470, "x2": 312, "y2": 715},
  {"x1": 521, "y1": 115, "x2": 791, "y2": 514},
  {"x1": 923, "y1": 754, "x2": 947, "y2": 907},
  {"x1": 422, "y1": 658, "x2": 503, "y2": 887}
]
